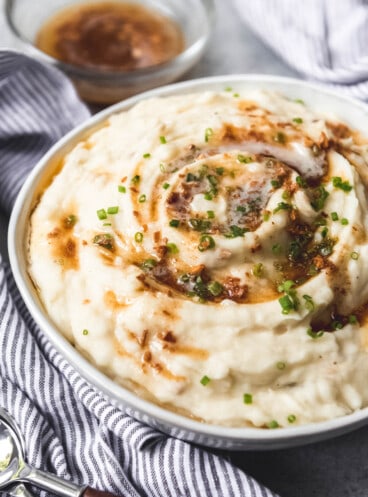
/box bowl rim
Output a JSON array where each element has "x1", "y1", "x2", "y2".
[
  {"x1": 4, "y1": 0, "x2": 215, "y2": 80},
  {"x1": 9, "y1": 73, "x2": 368, "y2": 446}
]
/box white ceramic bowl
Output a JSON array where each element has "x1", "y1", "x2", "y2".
[{"x1": 9, "y1": 75, "x2": 368, "y2": 450}]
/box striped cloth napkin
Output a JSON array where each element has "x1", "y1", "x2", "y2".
[
  {"x1": 0, "y1": 50, "x2": 277, "y2": 497},
  {"x1": 234, "y1": 0, "x2": 368, "y2": 100}
]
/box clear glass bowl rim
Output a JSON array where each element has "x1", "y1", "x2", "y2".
[{"x1": 4, "y1": 0, "x2": 216, "y2": 81}]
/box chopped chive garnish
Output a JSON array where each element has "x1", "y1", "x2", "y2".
[
  {"x1": 233, "y1": 93, "x2": 240, "y2": 98},
  {"x1": 198, "y1": 234, "x2": 215, "y2": 252},
  {"x1": 103, "y1": 223, "x2": 112, "y2": 226},
  {"x1": 204, "y1": 192, "x2": 213, "y2": 201},
  {"x1": 296, "y1": 175, "x2": 307, "y2": 188},
  {"x1": 277, "y1": 280, "x2": 299, "y2": 313},
  {"x1": 263, "y1": 211, "x2": 271, "y2": 221},
  {"x1": 310, "y1": 185, "x2": 329, "y2": 211},
  {"x1": 207, "y1": 175, "x2": 218, "y2": 187},
  {"x1": 224, "y1": 225, "x2": 247, "y2": 238},
  {"x1": 252, "y1": 263, "x2": 263, "y2": 277},
  {"x1": 294, "y1": 98, "x2": 304, "y2": 104},
  {"x1": 207, "y1": 280, "x2": 223, "y2": 296},
  {"x1": 204, "y1": 127, "x2": 214, "y2": 142},
  {"x1": 236, "y1": 205, "x2": 247, "y2": 213},
  {"x1": 271, "y1": 179, "x2": 281, "y2": 188},
  {"x1": 169, "y1": 219, "x2": 180, "y2": 228},
  {"x1": 118, "y1": 185, "x2": 126, "y2": 193},
  {"x1": 319, "y1": 243, "x2": 333, "y2": 257},
  {"x1": 200, "y1": 375, "x2": 211, "y2": 386},
  {"x1": 141, "y1": 258, "x2": 157, "y2": 270},
  {"x1": 163, "y1": 182, "x2": 170, "y2": 190},
  {"x1": 138, "y1": 194, "x2": 146, "y2": 203},
  {"x1": 351, "y1": 251, "x2": 359, "y2": 260},
  {"x1": 159, "y1": 163, "x2": 166, "y2": 173},
  {"x1": 237, "y1": 154, "x2": 253, "y2": 164},
  {"x1": 97, "y1": 209, "x2": 107, "y2": 220},
  {"x1": 276, "y1": 361, "x2": 286, "y2": 370},
  {"x1": 179, "y1": 273, "x2": 190, "y2": 283},
  {"x1": 134, "y1": 232, "x2": 143, "y2": 243},
  {"x1": 82, "y1": 329, "x2": 89, "y2": 336},
  {"x1": 307, "y1": 327, "x2": 324, "y2": 339},
  {"x1": 143, "y1": 153, "x2": 151, "y2": 159},
  {"x1": 341, "y1": 218, "x2": 349, "y2": 225},
  {"x1": 314, "y1": 216, "x2": 327, "y2": 227},
  {"x1": 349, "y1": 315, "x2": 358, "y2": 324},
  {"x1": 131, "y1": 175, "x2": 140, "y2": 184},
  {"x1": 278, "y1": 281, "x2": 299, "y2": 314},
  {"x1": 93, "y1": 233, "x2": 114, "y2": 251},
  {"x1": 278, "y1": 280, "x2": 295, "y2": 293},
  {"x1": 192, "y1": 275, "x2": 211, "y2": 301},
  {"x1": 199, "y1": 164, "x2": 209, "y2": 178},
  {"x1": 292, "y1": 117, "x2": 303, "y2": 124},
  {"x1": 331, "y1": 212, "x2": 339, "y2": 221},
  {"x1": 321, "y1": 227, "x2": 328, "y2": 238},
  {"x1": 303, "y1": 294, "x2": 315, "y2": 311},
  {"x1": 159, "y1": 136, "x2": 167, "y2": 144},
  {"x1": 107, "y1": 206, "x2": 119, "y2": 215},
  {"x1": 224, "y1": 86, "x2": 233, "y2": 92},
  {"x1": 167, "y1": 242, "x2": 179, "y2": 254},
  {"x1": 64, "y1": 214, "x2": 78, "y2": 228},
  {"x1": 207, "y1": 210, "x2": 215, "y2": 219},
  {"x1": 278, "y1": 295, "x2": 294, "y2": 314},
  {"x1": 267, "y1": 420, "x2": 279, "y2": 429},
  {"x1": 216, "y1": 167, "x2": 224, "y2": 176},
  {"x1": 189, "y1": 218, "x2": 212, "y2": 232},
  {"x1": 243, "y1": 393, "x2": 253, "y2": 404},
  {"x1": 308, "y1": 264, "x2": 319, "y2": 276},
  {"x1": 332, "y1": 320, "x2": 343, "y2": 330},
  {"x1": 186, "y1": 172, "x2": 199, "y2": 182},
  {"x1": 287, "y1": 414, "x2": 296, "y2": 423},
  {"x1": 272, "y1": 243, "x2": 282, "y2": 255},
  {"x1": 273, "y1": 131, "x2": 286, "y2": 144},
  {"x1": 282, "y1": 190, "x2": 291, "y2": 201},
  {"x1": 332, "y1": 176, "x2": 352, "y2": 192},
  {"x1": 273, "y1": 202, "x2": 291, "y2": 213}
]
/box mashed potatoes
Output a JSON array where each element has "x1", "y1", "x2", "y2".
[{"x1": 28, "y1": 89, "x2": 368, "y2": 427}]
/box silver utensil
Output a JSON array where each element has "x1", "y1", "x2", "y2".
[
  {"x1": 7, "y1": 483, "x2": 34, "y2": 497},
  {"x1": 1, "y1": 407, "x2": 34, "y2": 497},
  {"x1": 0, "y1": 407, "x2": 120, "y2": 497}
]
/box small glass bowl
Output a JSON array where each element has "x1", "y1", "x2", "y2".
[{"x1": 5, "y1": 0, "x2": 215, "y2": 105}]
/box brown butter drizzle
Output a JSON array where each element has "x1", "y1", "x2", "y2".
[{"x1": 47, "y1": 215, "x2": 79, "y2": 270}]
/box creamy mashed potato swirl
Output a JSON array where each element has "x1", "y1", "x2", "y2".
[{"x1": 29, "y1": 90, "x2": 368, "y2": 428}]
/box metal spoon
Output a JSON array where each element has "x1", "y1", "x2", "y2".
[
  {"x1": 0, "y1": 406, "x2": 34, "y2": 497},
  {"x1": 0, "y1": 407, "x2": 120, "y2": 497}
]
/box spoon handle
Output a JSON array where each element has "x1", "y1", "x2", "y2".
[
  {"x1": 82, "y1": 487, "x2": 123, "y2": 497},
  {"x1": 22, "y1": 466, "x2": 84, "y2": 497},
  {"x1": 23, "y1": 466, "x2": 122, "y2": 497}
]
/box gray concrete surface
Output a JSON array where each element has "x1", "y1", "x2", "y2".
[{"x1": 2, "y1": 1, "x2": 368, "y2": 496}]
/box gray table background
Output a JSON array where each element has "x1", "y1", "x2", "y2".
[{"x1": 1, "y1": 1, "x2": 368, "y2": 496}]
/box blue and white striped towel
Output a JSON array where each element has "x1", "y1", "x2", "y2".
[
  {"x1": 0, "y1": 50, "x2": 278, "y2": 497},
  {"x1": 234, "y1": 0, "x2": 368, "y2": 100}
]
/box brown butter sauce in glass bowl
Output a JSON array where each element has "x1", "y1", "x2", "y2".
[
  {"x1": 35, "y1": 1, "x2": 185, "y2": 72},
  {"x1": 5, "y1": 0, "x2": 214, "y2": 105}
]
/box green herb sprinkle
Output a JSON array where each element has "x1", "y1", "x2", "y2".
[{"x1": 200, "y1": 375, "x2": 211, "y2": 386}]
